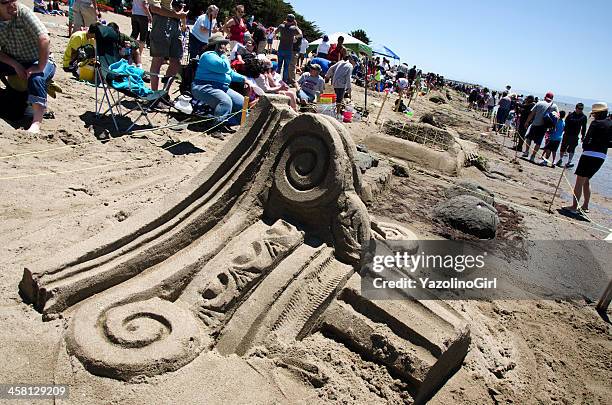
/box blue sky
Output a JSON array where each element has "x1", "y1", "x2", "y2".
[{"x1": 290, "y1": 0, "x2": 612, "y2": 102}]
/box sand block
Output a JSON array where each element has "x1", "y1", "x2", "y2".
[{"x1": 320, "y1": 273, "x2": 471, "y2": 404}]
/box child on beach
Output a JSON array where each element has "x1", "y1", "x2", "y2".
[
  {"x1": 540, "y1": 111, "x2": 565, "y2": 167},
  {"x1": 266, "y1": 27, "x2": 275, "y2": 53},
  {"x1": 296, "y1": 63, "x2": 325, "y2": 105}
]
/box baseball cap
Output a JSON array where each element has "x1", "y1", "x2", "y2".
[
  {"x1": 310, "y1": 63, "x2": 321, "y2": 71},
  {"x1": 545, "y1": 91, "x2": 554, "y2": 100}
]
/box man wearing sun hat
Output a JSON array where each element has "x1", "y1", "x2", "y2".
[
  {"x1": 522, "y1": 91, "x2": 559, "y2": 161},
  {"x1": 562, "y1": 102, "x2": 612, "y2": 215}
]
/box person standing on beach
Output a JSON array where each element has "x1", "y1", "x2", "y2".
[
  {"x1": 515, "y1": 95, "x2": 535, "y2": 150},
  {"x1": 326, "y1": 54, "x2": 354, "y2": 115},
  {"x1": 327, "y1": 36, "x2": 346, "y2": 63},
  {"x1": 407, "y1": 65, "x2": 417, "y2": 85},
  {"x1": 148, "y1": 0, "x2": 187, "y2": 91},
  {"x1": 72, "y1": 0, "x2": 100, "y2": 31},
  {"x1": 494, "y1": 91, "x2": 512, "y2": 132},
  {"x1": 562, "y1": 102, "x2": 612, "y2": 214},
  {"x1": 274, "y1": 14, "x2": 301, "y2": 83},
  {"x1": 189, "y1": 5, "x2": 219, "y2": 59},
  {"x1": 130, "y1": 0, "x2": 152, "y2": 59},
  {"x1": 556, "y1": 103, "x2": 588, "y2": 168},
  {"x1": 223, "y1": 4, "x2": 248, "y2": 48},
  {"x1": 522, "y1": 91, "x2": 559, "y2": 162},
  {"x1": 316, "y1": 35, "x2": 330, "y2": 58},
  {"x1": 298, "y1": 36, "x2": 308, "y2": 67},
  {"x1": 540, "y1": 110, "x2": 565, "y2": 166}
]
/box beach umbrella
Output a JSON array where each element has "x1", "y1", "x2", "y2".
[{"x1": 371, "y1": 43, "x2": 401, "y2": 61}]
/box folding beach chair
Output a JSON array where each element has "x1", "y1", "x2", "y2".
[{"x1": 93, "y1": 24, "x2": 174, "y2": 134}]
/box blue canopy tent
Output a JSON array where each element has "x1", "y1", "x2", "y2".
[{"x1": 371, "y1": 44, "x2": 401, "y2": 61}]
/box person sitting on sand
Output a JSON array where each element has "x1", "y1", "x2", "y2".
[
  {"x1": 33, "y1": 0, "x2": 47, "y2": 14},
  {"x1": 0, "y1": 0, "x2": 55, "y2": 133},
  {"x1": 562, "y1": 102, "x2": 612, "y2": 215},
  {"x1": 108, "y1": 22, "x2": 143, "y2": 68},
  {"x1": 191, "y1": 34, "x2": 249, "y2": 133},
  {"x1": 62, "y1": 24, "x2": 96, "y2": 74},
  {"x1": 539, "y1": 110, "x2": 565, "y2": 167},
  {"x1": 254, "y1": 57, "x2": 298, "y2": 111},
  {"x1": 296, "y1": 63, "x2": 324, "y2": 105},
  {"x1": 47, "y1": 0, "x2": 65, "y2": 15}
]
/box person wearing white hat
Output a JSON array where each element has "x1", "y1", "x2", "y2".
[{"x1": 562, "y1": 102, "x2": 612, "y2": 215}]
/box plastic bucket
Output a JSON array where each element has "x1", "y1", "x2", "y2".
[
  {"x1": 79, "y1": 65, "x2": 95, "y2": 82},
  {"x1": 342, "y1": 111, "x2": 353, "y2": 123},
  {"x1": 321, "y1": 93, "x2": 337, "y2": 103}
]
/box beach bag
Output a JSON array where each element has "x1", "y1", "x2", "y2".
[{"x1": 542, "y1": 103, "x2": 557, "y2": 130}]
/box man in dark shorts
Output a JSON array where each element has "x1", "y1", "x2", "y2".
[
  {"x1": 148, "y1": 0, "x2": 187, "y2": 91},
  {"x1": 556, "y1": 102, "x2": 588, "y2": 168},
  {"x1": 522, "y1": 91, "x2": 558, "y2": 162},
  {"x1": 562, "y1": 102, "x2": 612, "y2": 215},
  {"x1": 130, "y1": 0, "x2": 151, "y2": 59}
]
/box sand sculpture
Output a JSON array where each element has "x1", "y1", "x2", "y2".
[
  {"x1": 19, "y1": 96, "x2": 470, "y2": 403},
  {"x1": 365, "y1": 121, "x2": 479, "y2": 176}
]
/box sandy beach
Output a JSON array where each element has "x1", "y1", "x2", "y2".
[{"x1": 0, "y1": 5, "x2": 611, "y2": 404}]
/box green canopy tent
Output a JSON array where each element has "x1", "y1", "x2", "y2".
[{"x1": 306, "y1": 32, "x2": 373, "y2": 57}]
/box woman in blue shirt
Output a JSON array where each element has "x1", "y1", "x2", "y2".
[{"x1": 192, "y1": 34, "x2": 248, "y2": 132}]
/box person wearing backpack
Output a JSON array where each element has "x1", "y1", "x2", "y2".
[
  {"x1": 540, "y1": 110, "x2": 565, "y2": 167},
  {"x1": 522, "y1": 91, "x2": 559, "y2": 162}
]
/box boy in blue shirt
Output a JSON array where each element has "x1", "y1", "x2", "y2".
[{"x1": 540, "y1": 110, "x2": 566, "y2": 167}]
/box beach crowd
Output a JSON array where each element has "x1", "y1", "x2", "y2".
[{"x1": 0, "y1": 0, "x2": 610, "y2": 218}]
